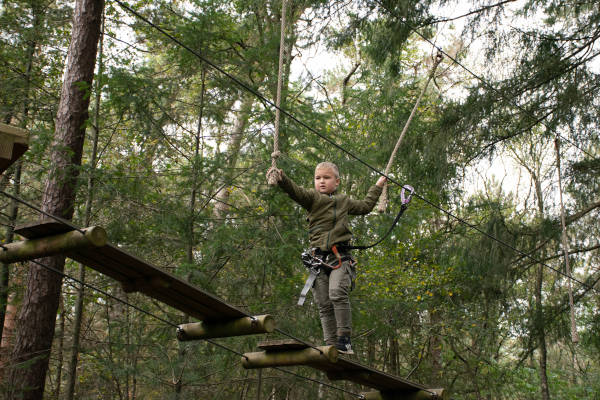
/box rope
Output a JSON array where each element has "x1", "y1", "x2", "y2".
[
  {"x1": 554, "y1": 137, "x2": 579, "y2": 344},
  {"x1": 377, "y1": 51, "x2": 443, "y2": 212},
  {"x1": 266, "y1": 0, "x2": 288, "y2": 186}
]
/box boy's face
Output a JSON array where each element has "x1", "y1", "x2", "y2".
[{"x1": 314, "y1": 167, "x2": 340, "y2": 194}]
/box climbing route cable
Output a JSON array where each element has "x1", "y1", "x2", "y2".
[{"x1": 15, "y1": 1, "x2": 600, "y2": 297}]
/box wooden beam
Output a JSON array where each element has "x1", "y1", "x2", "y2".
[
  {"x1": 177, "y1": 314, "x2": 275, "y2": 341},
  {"x1": 0, "y1": 123, "x2": 28, "y2": 173},
  {"x1": 242, "y1": 345, "x2": 338, "y2": 369},
  {"x1": 0, "y1": 226, "x2": 107, "y2": 264},
  {"x1": 327, "y1": 370, "x2": 373, "y2": 382},
  {"x1": 361, "y1": 389, "x2": 446, "y2": 400},
  {"x1": 257, "y1": 339, "x2": 307, "y2": 351},
  {"x1": 121, "y1": 276, "x2": 171, "y2": 293}
]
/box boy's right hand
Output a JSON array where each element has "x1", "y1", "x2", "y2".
[
  {"x1": 266, "y1": 167, "x2": 283, "y2": 184},
  {"x1": 376, "y1": 176, "x2": 387, "y2": 187}
]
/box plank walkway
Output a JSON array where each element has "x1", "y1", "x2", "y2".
[
  {"x1": 11, "y1": 220, "x2": 446, "y2": 398},
  {"x1": 14, "y1": 220, "x2": 248, "y2": 322},
  {"x1": 0, "y1": 123, "x2": 28, "y2": 174},
  {"x1": 244, "y1": 340, "x2": 445, "y2": 399}
]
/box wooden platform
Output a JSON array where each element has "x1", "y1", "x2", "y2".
[
  {"x1": 246, "y1": 340, "x2": 443, "y2": 397},
  {"x1": 15, "y1": 220, "x2": 249, "y2": 322},
  {"x1": 0, "y1": 123, "x2": 28, "y2": 173}
]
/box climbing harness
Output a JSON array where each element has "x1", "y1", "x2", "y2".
[
  {"x1": 297, "y1": 185, "x2": 414, "y2": 305},
  {"x1": 297, "y1": 246, "x2": 351, "y2": 306}
]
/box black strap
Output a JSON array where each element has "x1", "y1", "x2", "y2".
[{"x1": 339, "y1": 203, "x2": 408, "y2": 251}]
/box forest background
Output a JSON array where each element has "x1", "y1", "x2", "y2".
[{"x1": 1, "y1": 0, "x2": 599, "y2": 399}]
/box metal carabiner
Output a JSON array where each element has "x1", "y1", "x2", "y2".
[{"x1": 401, "y1": 185, "x2": 414, "y2": 205}]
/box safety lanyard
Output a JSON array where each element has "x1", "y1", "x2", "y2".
[{"x1": 343, "y1": 185, "x2": 414, "y2": 251}]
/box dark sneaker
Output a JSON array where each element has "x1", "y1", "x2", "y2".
[{"x1": 335, "y1": 335, "x2": 354, "y2": 355}]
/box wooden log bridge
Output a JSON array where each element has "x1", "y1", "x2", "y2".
[
  {"x1": 242, "y1": 340, "x2": 446, "y2": 400},
  {"x1": 0, "y1": 123, "x2": 29, "y2": 174},
  {"x1": 8, "y1": 221, "x2": 445, "y2": 396},
  {"x1": 9, "y1": 220, "x2": 274, "y2": 339}
]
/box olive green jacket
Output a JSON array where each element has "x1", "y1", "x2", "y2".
[{"x1": 278, "y1": 173, "x2": 383, "y2": 251}]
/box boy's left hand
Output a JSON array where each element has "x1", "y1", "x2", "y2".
[{"x1": 376, "y1": 176, "x2": 387, "y2": 187}]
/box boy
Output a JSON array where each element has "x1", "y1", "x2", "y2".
[{"x1": 267, "y1": 162, "x2": 386, "y2": 354}]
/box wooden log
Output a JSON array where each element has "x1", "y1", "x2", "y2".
[
  {"x1": 361, "y1": 389, "x2": 446, "y2": 400},
  {"x1": 0, "y1": 123, "x2": 28, "y2": 173},
  {"x1": 0, "y1": 226, "x2": 107, "y2": 264},
  {"x1": 242, "y1": 345, "x2": 338, "y2": 369},
  {"x1": 177, "y1": 314, "x2": 276, "y2": 341}
]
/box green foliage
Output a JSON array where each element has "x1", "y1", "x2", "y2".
[{"x1": 2, "y1": 0, "x2": 599, "y2": 398}]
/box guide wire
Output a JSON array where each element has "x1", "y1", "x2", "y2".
[
  {"x1": 0, "y1": 190, "x2": 86, "y2": 235},
  {"x1": 108, "y1": 0, "x2": 599, "y2": 295}
]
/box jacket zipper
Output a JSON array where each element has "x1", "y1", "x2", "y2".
[{"x1": 326, "y1": 196, "x2": 336, "y2": 249}]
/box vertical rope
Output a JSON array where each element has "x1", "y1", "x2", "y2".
[
  {"x1": 554, "y1": 137, "x2": 579, "y2": 345},
  {"x1": 377, "y1": 51, "x2": 443, "y2": 212},
  {"x1": 266, "y1": 0, "x2": 288, "y2": 185}
]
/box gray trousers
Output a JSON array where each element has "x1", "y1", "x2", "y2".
[{"x1": 312, "y1": 259, "x2": 355, "y2": 345}]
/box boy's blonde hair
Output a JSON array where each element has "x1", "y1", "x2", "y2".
[{"x1": 315, "y1": 162, "x2": 340, "y2": 178}]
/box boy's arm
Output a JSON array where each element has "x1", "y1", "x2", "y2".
[
  {"x1": 347, "y1": 176, "x2": 386, "y2": 215},
  {"x1": 268, "y1": 168, "x2": 316, "y2": 210}
]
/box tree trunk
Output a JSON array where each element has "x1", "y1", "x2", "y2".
[
  {"x1": 0, "y1": 0, "x2": 39, "y2": 352},
  {"x1": 7, "y1": 0, "x2": 104, "y2": 397},
  {"x1": 535, "y1": 263, "x2": 550, "y2": 400},
  {"x1": 53, "y1": 295, "x2": 65, "y2": 400},
  {"x1": 532, "y1": 171, "x2": 550, "y2": 400},
  {"x1": 0, "y1": 163, "x2": 21, "y2": 348},
  {"x1": 187, "y1": 66, "x2": 206, "y2": 266},
  {"x1": 213, "y1": 94, "x2": 254, "y2": 217},
  {"x1": 65, "y1": 11, "x2": 105, "y2": 400}
]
